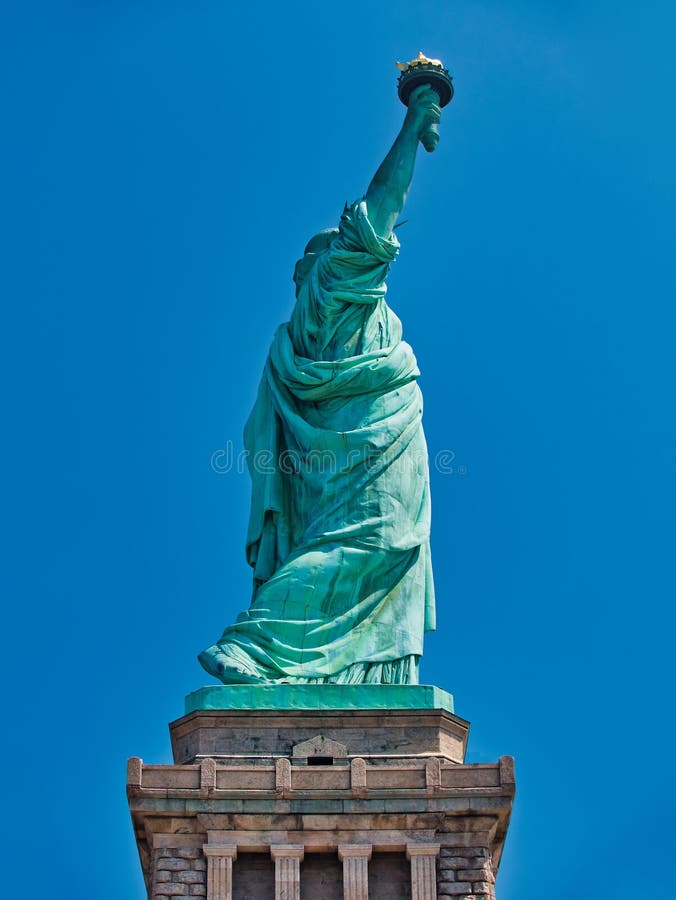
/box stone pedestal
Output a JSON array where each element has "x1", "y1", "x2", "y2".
[{"x1": 128, "y1": 685, "x2": 515, "y2": 899}]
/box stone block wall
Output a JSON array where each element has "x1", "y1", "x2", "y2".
[
  {"x1": 437, "y1": 847, "x2": 496, "y2": 898},
  {"x1": 151, "y1": 848, "x2": 206, "y2": 898}
]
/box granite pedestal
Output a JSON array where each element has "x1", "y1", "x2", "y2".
[{"x1": 128, "y1": 685, "x2": 515, "y2": 899}]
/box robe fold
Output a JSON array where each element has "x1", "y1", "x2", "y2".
[{"x1": 199, "y1": 200, "x2": 435, "y2": 684}]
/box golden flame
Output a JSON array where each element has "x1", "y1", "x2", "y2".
[{"x1": 396, "y1": 51, "x2": 444, "y2": 72}]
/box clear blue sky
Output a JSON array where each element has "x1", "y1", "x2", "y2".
[{"x1": 3, "y1": 2, "x2": 675, "y2": 898}]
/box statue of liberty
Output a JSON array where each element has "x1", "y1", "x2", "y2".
[{"x1": 199, "y1": 71, "x2": 447, "y2": 686}]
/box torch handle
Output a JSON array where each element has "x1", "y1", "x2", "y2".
[
  {"x1": 420, "y1": 123, "x2": 440, "y2": 153},
  {"x1": 397, "y1": 59, "x2": 453, "y2": 153},
  {"x1": 420, "y1": 85, "x2": 441, "y2": 153}
]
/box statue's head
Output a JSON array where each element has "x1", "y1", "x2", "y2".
[{"x1": 293, "y1": 227, "x2": 339, "y2": 295}]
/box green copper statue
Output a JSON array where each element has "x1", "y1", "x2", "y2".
[{"x1": 200, "y1": 58, "x2": 452, "y2": 686}]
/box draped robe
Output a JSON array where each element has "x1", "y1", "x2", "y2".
[{"x1": 199, "y1": 200, "x2": 435, "y2": 684}]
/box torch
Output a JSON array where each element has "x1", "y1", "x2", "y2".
[{"x1": 397, "y1": 52, "x2": 454, "y2": 153}]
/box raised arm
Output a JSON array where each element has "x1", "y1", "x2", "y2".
[{"x1": 365, "y1": 84, "x2": 442, "y2": 238}]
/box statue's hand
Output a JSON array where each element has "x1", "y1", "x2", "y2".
[{"x1": 404, "y1": 84, "x2": 442, "y2": 150}]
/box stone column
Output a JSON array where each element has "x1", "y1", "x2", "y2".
[
  {"x1": 270, "y1": 845, "x2": 304, "y2": 900},
  {"x1": 338, "y1": 844, "x2": 372, "y2": 899},
  {"x1": 203, "y1": 844, "x2": 237, "y2": 900},
  {"x1": 407, "y1": 844, "x2": 441, "y2": 900}
]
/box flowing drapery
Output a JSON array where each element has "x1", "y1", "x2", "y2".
[{"x1": 199, "y1": 201, "x2": 435, "y2": 684}]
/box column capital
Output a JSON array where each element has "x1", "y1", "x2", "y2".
[
  {"x1": 406, "y1": 843, "x2": 441, "y2": 859},
  {"x1": 338, "y1": 844, "x2": 372, "y2": 860},
  {"x1": 203, "y1": 843, "x2": 238, "y2": 859},
  {"x1": 270, "y1": 844, "x2": 305, "y2": 860}
]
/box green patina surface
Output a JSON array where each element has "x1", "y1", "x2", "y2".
[
  {"x1": 185, "y1": 684, "x2": 454, "y2": 714},
  {"x1": 199, "y1": 84, "x2": 448, "y2": 688}
]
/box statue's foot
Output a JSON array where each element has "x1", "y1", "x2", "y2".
[{"x1": 198, "y1": 647, "x2": 263, "y2": 684}]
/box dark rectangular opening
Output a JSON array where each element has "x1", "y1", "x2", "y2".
[
  {"x1": 307, "y1": 756, "x2": 334, "y2": 766},
  {"x1": 300, "y1": 852, "x2": 343, "y2": 896},
  {"x1": 369, "y1": 852, "x2": 412, "y2": 899},
  {"x1": 232, "y1": 852, "x2": 274, "y2": 899}
]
